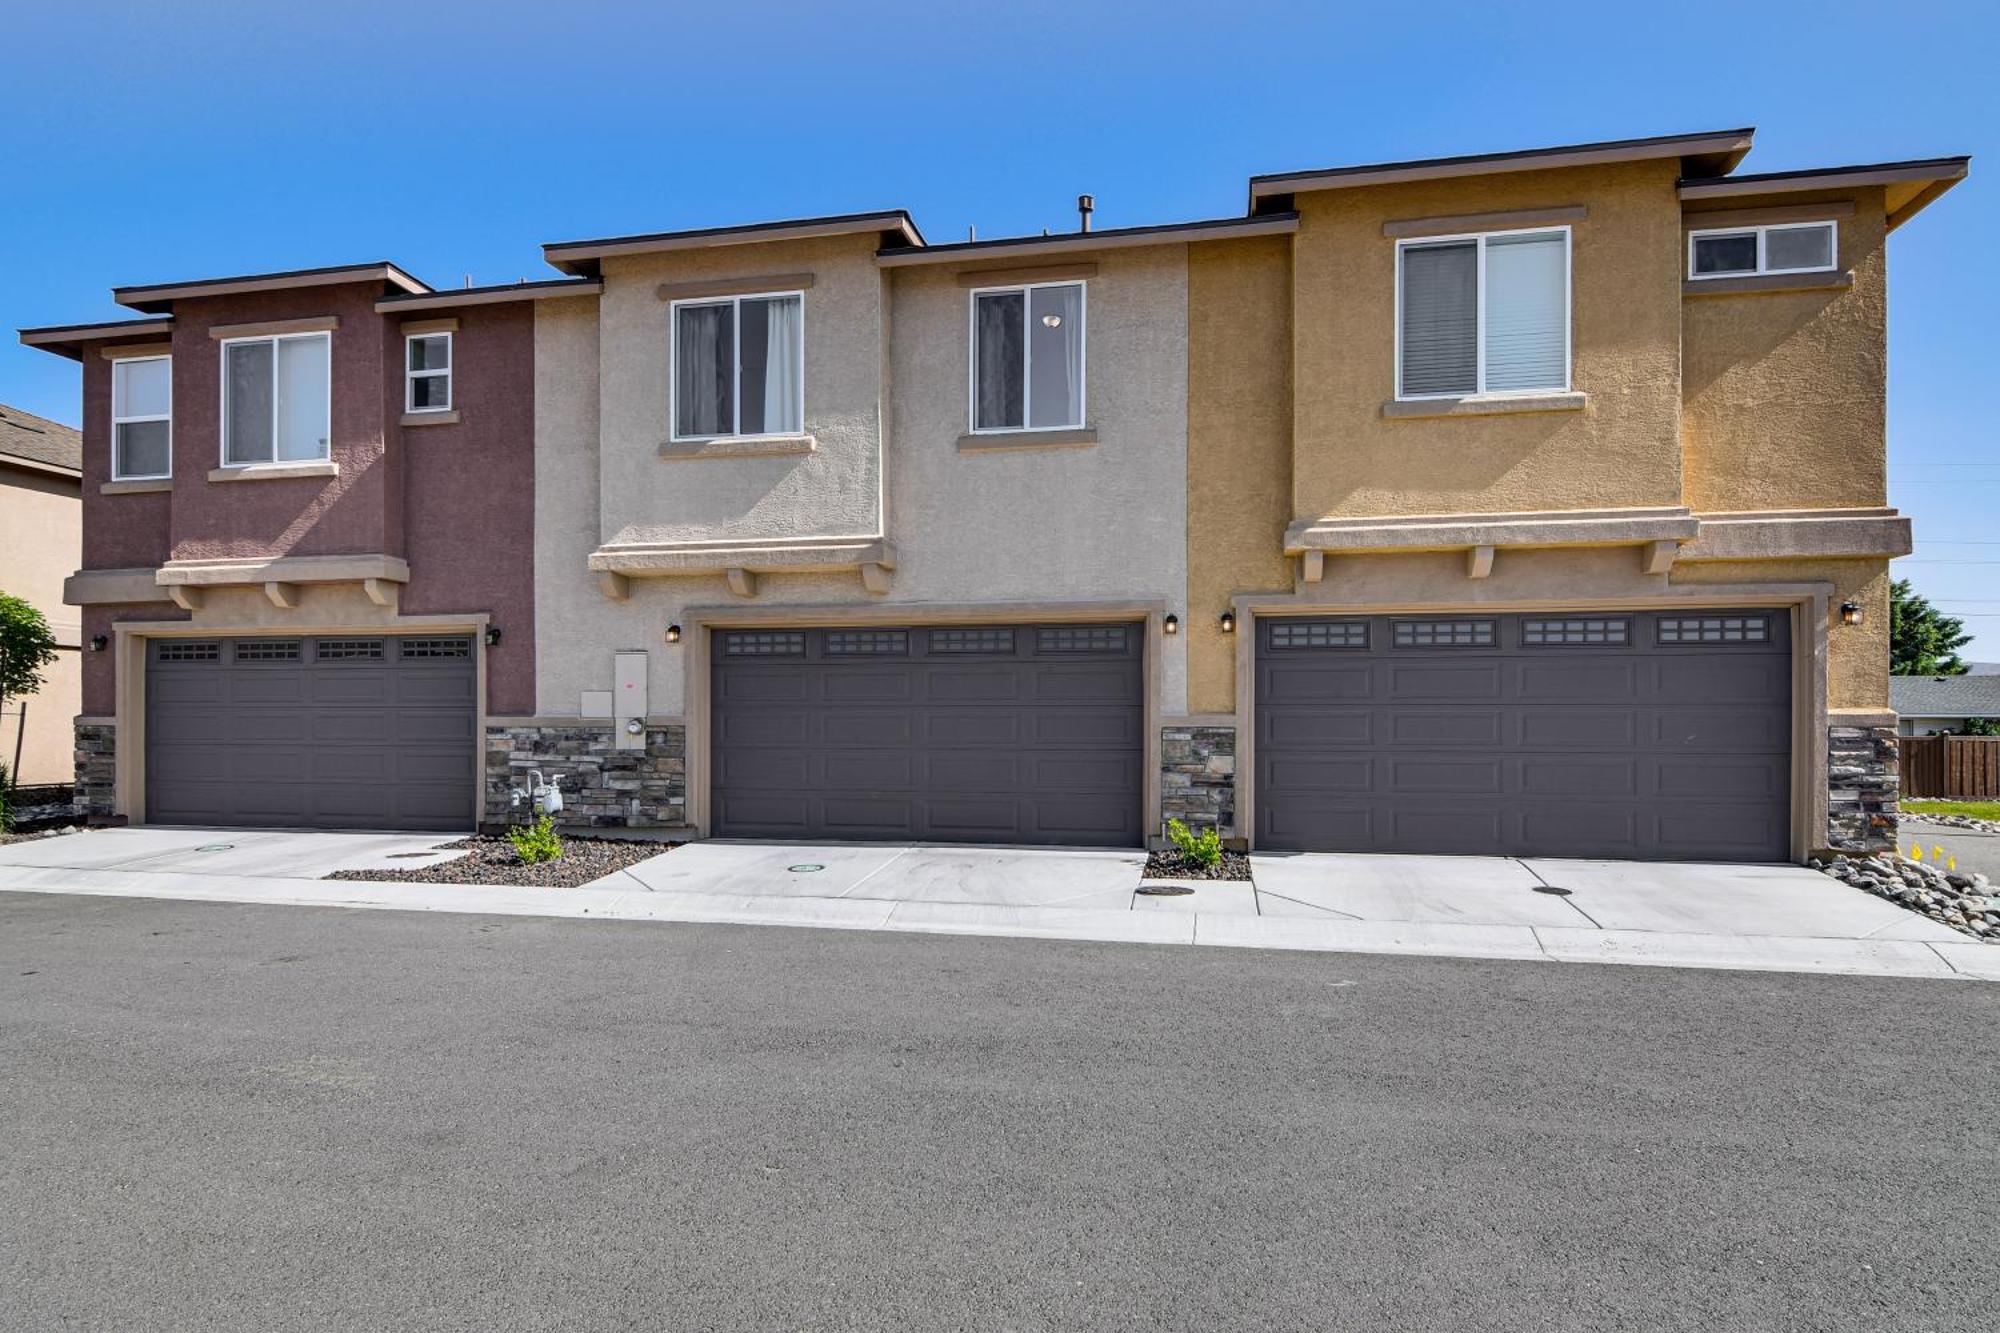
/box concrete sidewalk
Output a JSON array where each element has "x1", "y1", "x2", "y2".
[{"x1": 0, "y1": 828, "x2": 1993, "y2": 981}]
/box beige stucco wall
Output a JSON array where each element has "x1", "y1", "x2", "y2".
[
  {"x1": 596, "y1": 234, "x2": 885, "y2": 549},
  {"x1": 0, "y1": 464, "x2": 82, "y2": 784},
  {"x1": 1186, "y1": 235, "x2": 1292, "y2": 714},
  {"x1": 1673, "y1": 557, "x2": 1888, "y2": 710},
  {"x1": 532, "y1": 244, "x2": 1192, "y2": 722},
  {"x1": 1290, "y1": 160, "x2": 1686, "y2": 520},
  {"x1": 1681, "y1": 189, "x2": 1888, "y2": 512}
]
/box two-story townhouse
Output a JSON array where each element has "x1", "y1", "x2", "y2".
[{"x1": 20, "y1": 127, "x2": 1965, "y2": 863}]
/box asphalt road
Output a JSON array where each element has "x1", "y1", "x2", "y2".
[
  {"x1": 1901, "y1": 821, "x2": 2000, "y2": 882},
  {"x1": 2, "y1": 893, "x2": 1995, "y2": 1333}
]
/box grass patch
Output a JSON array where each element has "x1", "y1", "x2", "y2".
[{"x1": 1904, "y1": 799, "x2": 2000, "y2": 821}]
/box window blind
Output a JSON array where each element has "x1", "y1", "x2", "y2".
[
  {"x1": 1399, "y1": 241, "x2": 1477, "y2": 397},
  {"x1": 1482, "y1": 232, "x2": 1565, "y2": 392}
]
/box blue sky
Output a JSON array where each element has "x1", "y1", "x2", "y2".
[{"x1": 4, "y1": 1, "x2": 1994, "y2": 654}]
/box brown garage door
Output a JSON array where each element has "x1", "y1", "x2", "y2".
[
  {"x1": 1254, "y1": 610, "x2": 1792, "y2": 861},
  {"x1": 711, "y1": 623, "x2": 1144, "y2": 845},
  {"x1": 145, "y1": 635, "x2": 478, "y2": 831}
]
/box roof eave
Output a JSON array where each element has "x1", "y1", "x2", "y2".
[
  {"x1": 1678, "y1": 157, "x2": 1971, "y2": 231},
  {"x1": 875, "y1": 213, "x2": 1299, "y2": 267},
  {"x1": 112, "y1": 262, "x2": 431, "y2": 313},
  {"x1": 374, "y1": 279, "x2": 605, "y2": 313},
  {"x1": 542, "y1": 211, "x2": 926, "y2": 276},
  {"x1": 18, "y1": 317, "x2": 175, "y2": 361}
]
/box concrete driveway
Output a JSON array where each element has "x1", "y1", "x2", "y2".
[{"x1": 2, "y1": 828, "x2": 1991, "y2": 980}]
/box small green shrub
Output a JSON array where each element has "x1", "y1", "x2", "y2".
[
  {"x1": 1166, "y1": 817, "x2": 1222, "y2": 869},
  {"x1": 0, "y1": 761, "x2": 11, "y2": 833},
  {"x1": 507, "y1": 813, "x2": 564, "y2": 865}
]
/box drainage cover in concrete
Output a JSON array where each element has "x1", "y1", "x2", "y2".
[
  {"x1": 1136, "y1": 884, "x2": 1196, "y2": 897},
  {"x1": 1532, "y1": 885, "x2": 1574, "y2": 896},
  {"x1": 787, "y1": 864, "x2": 826, "y2": 874},
  {"x1": 195, "y1": 844, "x2": 235, "y2": 853}
]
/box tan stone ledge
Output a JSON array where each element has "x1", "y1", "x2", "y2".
[
  {"x1": 1383, "y1": 204, "x2": 1587, "y2": 238},
  {"x1": 64, "y1": 568, "x2": 176, "y2": 606},
  {"x1": 208, "y1": 461, "x2": 339, "y2": 482},
  {"x1": 100, "y1": 478, "x2": 172, "y2": 495},
  {"x1": 657, "y1": 435, "x2": 816, "y2": 460},
  {"x1": 1286, "y1": 506, "x2": 1698, "y2": 556},
  {"x1": 1829, "y1": 708, "x2": 1897, "y2": 729},
  {"x1": 401, "y1": 410, "x2": 460, "y2": 427},
  {"x1": 955, "y1": 262, "x2": 1098, "y2": 288},
  {"x1": 1382, "y1": 392, "x2": 1586, "y2": 420},
  {"x1": 155, "y1": 553, "x2": 412, "y2": 588},
  {"x1": 656, "y1": 273, "x2": 815, "y2": 302},
  {"x1": 1678, "y1": 508, "x2": 1912, "y2": 561},
  {"x1": 587, "y1": 538, "x2": 895, "y2": 579},
  {"x1": 1682, "y1": 200, "x2": 1855, "y2": 230},
  {"x1": 1683, "y1": 271, "x2": 1853, "y2": 298},
  {"x1": 400, "y1": 317, "x2": 458, "y2": 335},
  {"x1": 957, "y1": 427, "x2": 1098, "y2": 452},
  {"x1": 208, "y1": 315, "x2": 338, "y2": 340},
  {"x1": 98, "y1": 341, "x2": 173, "y2": 361}
]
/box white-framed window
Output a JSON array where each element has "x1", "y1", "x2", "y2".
[
  {"x1": 220, "y1": 331, "x2": 331, "y2": 465},
  {"x1": 110, "y1": 355, "x2": 172, "y2": 480},
  {"x1": 1396, "y1": 227, "x2": 1570, "y2": 400},
  {"x1": 1688, "y1": 220, "x2": 1837, "y2": 280},
  {"x1": 669, "y1": 291, "x2": 804, "y2": 441},
  {"x1": 968, "y1": 280, "x2": 1085, "y2": 433},
  {"x1": 405, "y1": 332, "x2": 452, "y2": 413}
]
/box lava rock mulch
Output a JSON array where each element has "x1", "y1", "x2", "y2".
[
  {"x1": 326, "y1": 835, "x2": 675, "y2": 889},
  {"x1": 1142, "y1": 849, "x2": 1253, "y2": 882},
  {"x1": 1814, "y1": 854, "x2": 1998, "y2": 942}
]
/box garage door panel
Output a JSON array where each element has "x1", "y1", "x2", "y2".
[
  {"x1": 712, "y1": 621, "x2": 1142, "y2": 845},
  {"x1": 1387, "y1": 662, "x2": 1503, "y2": 700},
  {"x1": 716, "y1": 671, "x2": 810, "y2": 704},
  {"x1": 147, "y1": 636, "x2": 475, "y2": 831},
  {"x1": 1256, "y1": 609, "x2": 1791, "y2": 861}
]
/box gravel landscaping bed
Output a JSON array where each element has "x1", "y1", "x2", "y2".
[
  {"x1": 1903, "y1": 810, "x2": 2000, "y2": 835},
  {"x1": 1813, "y1": 853, "x2": 1999, "y2": 942},
  {"x1": 327, "y1": 835, "x2": 675, "y2": 889},
  {"x1": 0, "y1": 824, "x2": 84, "y2": 847},
  {"x1": 1143, "y1": 849, "x2": 1253, "y2": 881}
]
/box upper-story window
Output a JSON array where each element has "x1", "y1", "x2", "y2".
[
  {"x1": 1397, "y1": 228, "x2": 1569, "y2": 400},
  {"x1": 221, "y1": 332, "x2": 331, "y2": 465},
  {"x1": 405, "y1": 332, "x2": 452, "y2": 413},
  {"x1": 671, "y1": 291, "x2": 804, "y2": 440},
  {"x1": 1688, "y1": 221, "x2": 1837, "y2": 280},
  {"x1": 970, "y1": 280, "x2": 1085, "y2": 433},
  {"x1": 110, "y1": 355, "x2": 172, "y2": 480}
]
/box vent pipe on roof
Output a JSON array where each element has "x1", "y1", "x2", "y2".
[{"x1": 1078, "y1": 194, "x2": 1094, "y2": 232}]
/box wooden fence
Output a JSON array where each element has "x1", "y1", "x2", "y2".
[{"x1": 1901, "y1": 735, "x2": 2000, "y2": 800}]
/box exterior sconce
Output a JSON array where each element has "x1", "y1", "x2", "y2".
[
  {"x1": 89, "y1": 635, "x2": 108, "y2": 652},
  {"x1": 1163, "y1": 614, "x2": 1179, "y2": 635},
  {"x1": 483, "y1": 627, "x2": 502, "y2": 647},
  {"x1": 1840, "y1": 601, "x2": 1864, "y2": 626},
  {"x1": 1219, "y1": 611, "x2": 1236, "y2": 634},
  {"x1": 665, "y1": 624, "x2": 682, "y2": 644}
]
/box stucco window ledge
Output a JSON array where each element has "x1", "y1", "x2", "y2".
[
  {"x1": 401, "y1": 410, "x2": 460, "y2": 427},
  {"x1": 1285, "y1": 506, "x2": 1700, "y2": 556},
  {"x1": 586, "y1": 538, "x2": 896, "y2": 596},
  {"x1": 1683, "y1": 271, "x2": 1854, "y2": 298},
  {"x1": 1679, "y1": 508, "x2": 1913, "y2": 562},
  {"x1": 956, "y1": 427, "x2": 1098, "y2": 452},
  {"x1": 657, "y1": 435, "x2": 817, "y2": 461},
  {"x1": 100, "y1": 478, "x2": 172, "y2": 495},
  {"x1": 63, "y1": 567, "x2": 177, "y2": 607},
  {"x1": 1381, "y1": 392, "x2": 1587, "y2": 421},
  {"x1": 154, "y1": 553, "x2": 412, "y2": 590},
  {"x1": 207, "y1": 461, "x2": 340, "y2": 483}
]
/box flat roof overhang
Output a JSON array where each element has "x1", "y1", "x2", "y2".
[
  {"x1": 875, "y1": 213, "x2": 1299, "y2": 267},
  {"x1": 18, "y1": 316, "x2": 174, "y2": 361},
  {"x1": 1679, "y1": 156, "x2": 1971, "y2": 230},
  {"x1": 544, "y1": 211, "x2": 926, "y2": 277},
  {"x1": 375, "y1": 278, "x2": 604, "y2": 313},
  {"x1": 113, "y1": 262, "x2": 430, "y2": 313}
]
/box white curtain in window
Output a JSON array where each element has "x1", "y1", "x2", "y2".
[
  {"x1": 276, "y1": 336, "x2": 331, "y2": 460},
  {"x1": 676, "y1": 303, "x2": 733, "y2": 437},
  {"x1": 225, "y1": 341, "x2": 275, "y2": 464},
  {"x1": 1027, "y1": 284, "x2": 1083, "y2": 428},
  {"x1": 1482, "y1": 233, "x2": 1566, "y2": 392},
  {"x1": 974, "y1": 291, "x2": 1024, "y2": 429},
  {"x1": 762, "y1": 295, "x2": 802, "y2": 434}
]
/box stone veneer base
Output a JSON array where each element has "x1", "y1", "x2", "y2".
[
  {"x1": 485, "y1": 723, "x2": 688, "y2": 830},
  {"x1": 74, "y1": 722, "x2": 120, "y2": 825},
  {"x1": 1161, "y1": 725, "x2": 1236, "y2": 837},
  {"x1": 1826, "y1": 723, "x2": 1899, "y2": 856}
]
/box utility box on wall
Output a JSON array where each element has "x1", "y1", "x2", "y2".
[{"x1": 613, "y1": 650, "x2": 648, "y2": 752}]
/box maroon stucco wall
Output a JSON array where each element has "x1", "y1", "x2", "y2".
[
  {"x1": 78, "y1": 354, "x2": 172, "y2": 570},
  {"x1": 397, "y1": 302, "x2": 536, "y2": 714}
]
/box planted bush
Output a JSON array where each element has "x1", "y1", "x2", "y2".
[
  {"x1": 1166, "y1": 817, "x2": 1222, "y2": 870},
  {"x1": 507, "y1": 813, "x2": 564, "y2": 865}
]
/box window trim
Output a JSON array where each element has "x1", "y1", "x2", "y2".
[
  {"x1": 110, "y1": 353, "x2": 173, "y2": 481},
  {"x1": 217, "y1": 330, "x2": 333, "y2": 468},
  {"x1": 404, "y1": 330, "x2": 453, "y2": 414},
  {"x1": 1393, "y1": 224, "x2": 1572, "y2": 402},
  {"x1": 667, "y1": 288, "x2": 807, "y2": 444},
  {"x1": 1687, "y1": 220, "x2": 1838, "y2": 281},
  {"x1": 965, "y1": 278, "x2": 1088, "y2": 435}
]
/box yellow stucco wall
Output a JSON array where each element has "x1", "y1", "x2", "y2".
[
  {"x1": 1186, "y1": 235, "x2": 1293, "y2": 714},
  {"x1": 1680, "y1": 189, "x2": 1888, "y2": 512},
  {"x1": 1672, "y1": 557, "x2": 1889, "y2": 709},
  {"x1": 1290, "y1": 160, "x2": 1685, "y2": 520},
  {"x1": 0, "y1": 465, "x2": 82, "y2": 784}
]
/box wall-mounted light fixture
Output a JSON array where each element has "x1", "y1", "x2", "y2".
[
  {"x1": 88, "y1": 635, "x2": 108, "y2": 652},
  {"x1": 665, "y1": 624, "x2": 682, "y2": 644},
  {"x1": 1219, "y1": 611, "x2": 1236, "y2": 634},
  {"x1": 1162, "y1": 613, "x2": 1179, "y2": 635},
  {"x1": 1840, "y1": 601, "x2": 1864, "y2": 626},
  {"x1": 483, "y1": 627, "x2": 502, "y2": 647}
]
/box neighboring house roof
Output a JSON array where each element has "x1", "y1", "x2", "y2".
[
  {"x1": 1890, "y1": 674, "x2": 2000, "y2": 718},
  {"x1": 0, "y1": 402, "x2": 82, "y2": 477},
  {"x1": 114, "y1": 262, "x2": 430, "y2": 313}
]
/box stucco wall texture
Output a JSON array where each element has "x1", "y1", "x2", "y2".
[
  {"x1": 0, "y1": 464, "x2": 82, "y2": 782},
  {"x1": 1680, "y1": 188, "x2": 1889, "y2": 513},
  {"x1": 530, "y1": 245, "x2": 1192, "y2": 721},
  {"x1": 596, "y1": 234, "x2": 885, "y2": 549},
  {"x1": 1290, "y1": 160, "x2": 1686, "y2": 521},
  {"x1": 1672, "y1": 557, "x2": 1890, "y2": 710}
]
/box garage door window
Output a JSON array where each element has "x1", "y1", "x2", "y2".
[
  {"x1": 233, "y1": 640, "x2": 301, "y2": 662},
  {"x1": 723, "y1": 631, "x2": 806, "y2": 657},
  {"x1": 155, "y1": 640, "x2": 219, "y2": 662},
  {"x1": 928, "y1": 627, "x2": 1016, "y2": 654},
  {"x1": 1659, "y1": 615, "x2": 1769, "y2": 644},
  {"x1": 1270, "y1": 621, "x2": 1368, "y2": 650},
  {"x1": 1522, "y1": 618, "x2": 1630, "y2": 646},
  {"x1": 316, "y1": 639, "x2": 384, "y2": 661},
  {"x1": 825, "y1": 630, "x2": 908, "y2": 656},
  {"x1": 1393, "y1": 619, "x2": 1496, "y2": 648},
  {"x1": 1037, "y1": 625, "x2": 1127, "y2": 654},
  {"x1": 399, "y1": 638, "x2": 472, "y2": 658}
]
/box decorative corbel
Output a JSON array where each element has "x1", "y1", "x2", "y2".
[
  {"x1": 595, "y1": 570, "x2": 631, "y2": 601},
  {"x1": 362, "y1": 577, "x2": 398, "y2": 609},
  {"x1": 725, "y1": 567, "x2": 758, "y2": 598},
  {"x1": 167, "y1": 585, "x2": 202, "y2": 612},
  {"x1": 1299, "y1": 551, "x2": 1326, "y2": 584},
  {"x1": 860, "y1": 562, "x2": 893, "y2": 595},
  {"x1": 1642, "y1": 539, "x2": 1679, "y2": 576},
  {"x1": 1466, "y1": 545, "x2": 1495, "y2": 580},
  {"x1": 263, "y1": 581, "x2": 300, "y2": 610}
]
